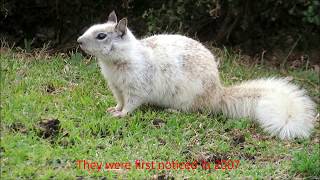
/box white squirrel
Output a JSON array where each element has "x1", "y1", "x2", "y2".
[{"x1": 77, "y1": 11, "x2": 316, "y2": 140}]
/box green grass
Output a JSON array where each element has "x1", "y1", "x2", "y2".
[
  {"x1": 291, "y1": 144, "x2": 320, "y2": 177},
  {"x1": 1, "y1": 49, "x2": 319, "y2": 179}
]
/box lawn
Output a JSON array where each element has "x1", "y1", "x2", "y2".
[{"x1": 1, "y1": 48, "x2": 319, "y2": 179}]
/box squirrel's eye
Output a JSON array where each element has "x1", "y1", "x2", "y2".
[{"x1": 96, "y1": 33, "x2": 107, "y2": 40}]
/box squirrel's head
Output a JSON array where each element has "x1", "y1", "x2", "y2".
[{"x1": 77, "y1": 11, "x2": 134, "y2": 59}]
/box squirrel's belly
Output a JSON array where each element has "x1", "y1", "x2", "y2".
[{"x1": 146, "y1": 83, "x2": 202, "y2": 111}]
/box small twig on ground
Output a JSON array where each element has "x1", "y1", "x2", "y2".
[
  {"x1": 260, "y1": 49, "x2": 267, "y2": 65},
  {"x1": 281, "y1": 35, "x2": 301, "y2": 69}
]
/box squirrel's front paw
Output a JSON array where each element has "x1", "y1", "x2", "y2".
[
  {"x1": 107, "y1": 107, "x2": 117, "y2": 113},
  {"x1": 106, "y1": 105, "x2": 121, "y2": 113},
  {"x1": 111, "y1": 110, "x2": 127, "y2": 118}
]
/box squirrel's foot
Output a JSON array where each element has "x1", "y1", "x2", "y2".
[
  {"x1": 107, "y1": 107, "x2": 117, "y2": 113},
  {"x1": 106, "y1": 105, "x2": 122, "y2": 113},
  {"x1": 111, "y1": 110, "x2": 127, "y2": 117}
]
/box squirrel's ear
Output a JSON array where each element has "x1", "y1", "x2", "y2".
[
  {"x1": 115, "y1": 18, "x2": 127, "y2": 36},
  {"x1": 108, "y1": 10, "x2": 117, "y2": 23}
]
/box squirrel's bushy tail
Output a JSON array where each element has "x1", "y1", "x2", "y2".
[{"x1": 220, "y1": 78, "x2": 316, "y2": 139}]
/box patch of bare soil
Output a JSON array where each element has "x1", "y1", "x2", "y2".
[
  {"x1": 44, "y1": 84, "x2": 56, "y2": 94},
  {"x1": 152, "y1": 174, "x2": 175, "y2": 180},
  {"x1": 152, "y1": 118, "x2": 166, "y2": 128},
  {"x1": 9, "y1": 122, "x2": 28, "y2": 134},
  {"x1": 232, "y1": 134, "x2": 246, "y2": 146},
  {"x1": 38, "y1": 118, "x2": 60, "y2": 139}
]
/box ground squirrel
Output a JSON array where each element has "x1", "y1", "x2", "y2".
[{"x1": 77, "y1": 11, "x2": 316, "y2": 140}]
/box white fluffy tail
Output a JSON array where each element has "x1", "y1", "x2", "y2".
[{"x1": 221, "y1": 78, "x2": 316, "y2": 139}]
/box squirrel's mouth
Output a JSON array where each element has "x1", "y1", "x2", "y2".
[{"x1": 79, "y1": 45, "x2": 92, "y2": 55}]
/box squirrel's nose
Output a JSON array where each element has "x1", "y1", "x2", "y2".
[{"x1": 77, "y1": 37, "x2": 83, "y2": 45}]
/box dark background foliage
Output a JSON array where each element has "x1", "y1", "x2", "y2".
[{"x1": 1, "y1": 0, "x2": 319, "y2": 62}]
